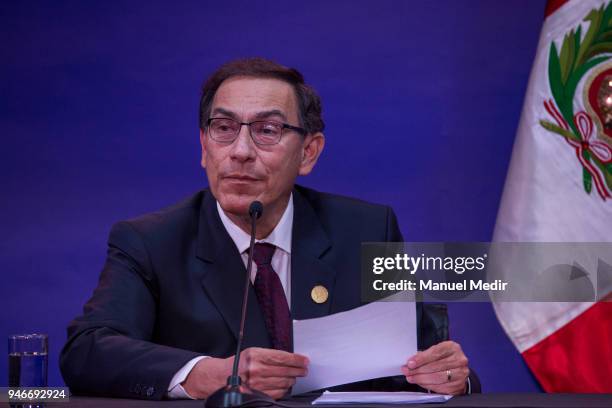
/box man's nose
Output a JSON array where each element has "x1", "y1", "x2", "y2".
[{"x1": 229, "y1": 124, "x2": 257, "y2": 161}]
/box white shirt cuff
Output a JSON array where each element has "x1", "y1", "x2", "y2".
[{"x1": 167, "y1": 356, "x2": 207, "y2": 399}]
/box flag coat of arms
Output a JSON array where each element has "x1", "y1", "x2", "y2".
[{"x1": 493, "y1": 0, "x2": 612, "y2": 392}]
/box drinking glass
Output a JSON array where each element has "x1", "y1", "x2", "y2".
[{"x1": 8, "y1": 334, "x2": 48, "y2": 387}]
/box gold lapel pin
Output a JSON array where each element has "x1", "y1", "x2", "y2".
[{"x1": 311, "y1": 285, "x2": 329, "y2": 304}]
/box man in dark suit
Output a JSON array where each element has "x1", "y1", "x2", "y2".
[{"x1": 60, "y1": 58, "x2": 472, "y2": 400}]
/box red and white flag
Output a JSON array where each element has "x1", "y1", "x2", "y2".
[{"x1": 493, "y1": 0, "x2": 612, "y2": 392}]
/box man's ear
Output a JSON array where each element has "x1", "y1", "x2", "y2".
[
  {"x1": 298, "y1": 132, "x2": 325, "y2": 176},
  {"x1": 199, "y1": 128, "x2": 207, "y2": 169}
]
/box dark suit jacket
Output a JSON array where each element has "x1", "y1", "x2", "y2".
[{"x1": 60, "y1": 186, "x2": 470, "y2": 400}]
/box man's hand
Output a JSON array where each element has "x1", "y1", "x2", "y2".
[
  {"x1": 182, "y1": 347, "x2": 309, "y2": 400},
  {"x1": 401, "y1": 341, "x2": 469, "y2": 395},
  {"x1": 237, "y1": 347, "x2": 309, "y2": 399},
  {"x1": 181, "y1": 356, "x2": 231, "y2": 399}
]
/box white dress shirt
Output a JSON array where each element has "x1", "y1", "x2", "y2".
[{"x1": 167, "y1": 195, "x2": 294, "y2": 399}]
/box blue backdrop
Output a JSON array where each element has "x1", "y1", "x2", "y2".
[{"x1": 0, "y1": 0, "x2": 545, "y2": 392}]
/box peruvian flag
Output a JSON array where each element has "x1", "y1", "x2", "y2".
[{"x1": 493, "y1": 0, "x2": 612, "y2": 393}]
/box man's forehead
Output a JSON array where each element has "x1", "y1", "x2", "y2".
[{"x1": 211, "y1": 76, "x2": 299, "y2": 121}]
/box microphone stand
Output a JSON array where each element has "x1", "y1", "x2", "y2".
[{"x1": 205, "y1": 202, "x2": 273, "y2": 408}]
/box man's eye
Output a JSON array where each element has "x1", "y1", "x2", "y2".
[
  {"x1": 256, "y1": 123, "x2": 280, "y2": 135},
  {"x1": 213, "y1": 120, "x2": 237, "y2": 133}
]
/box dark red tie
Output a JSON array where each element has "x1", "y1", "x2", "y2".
[{"x1": 252, "y1": 243, "x2": 292, "y2": 352}]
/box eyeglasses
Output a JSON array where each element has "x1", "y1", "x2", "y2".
[{"x1": 206, "y1": 117, "x2": 306, "y2": 146}]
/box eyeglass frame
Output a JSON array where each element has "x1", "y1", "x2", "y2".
[{"x1": 205, "y1": 117, "x2": 307, "y2": 146}]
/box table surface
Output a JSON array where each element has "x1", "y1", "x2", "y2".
[{"x1": 36, "y1": 393, "x2": 612, "y2": 408}]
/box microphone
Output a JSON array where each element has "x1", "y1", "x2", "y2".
[
  {"x1": 249, "y1": 201, "x2": 263, "y2": 220},
  {"x1": 205, "y1": 201, "x2": 272, "y2": 408}
]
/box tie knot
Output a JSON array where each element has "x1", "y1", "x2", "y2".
[{"x1": 253, "y1": 243, "x2": 276, "y2": 266}]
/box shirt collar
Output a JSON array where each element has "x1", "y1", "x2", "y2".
[{"x1": 217, "y1": 194, "x2": 293, "y2": 255}]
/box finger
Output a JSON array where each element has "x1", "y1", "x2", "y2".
[
  {"x1": 425, "y1": 378, "x2": 467, "y2": 396},
  {"x1": 242, "y1": 348, "x2": 309, "y2": 372},
  {"x1": 404, "y1": 370, "x2": 448, "y2": 386},
  {"x1": 403, "y1": 354, "x2": 468, "y2": 376},
  {"x1": 247, "y1": 376, "x2": 296, "y2": 391},
  {"x1": 404, "y1": 367, "x2": 469, "y2": 386},
  {"x1": 260, "y1": 349, "x2": 310, "y2": 368},
  {"x1": 406, "y1": 341, "x2": 459, "y2": 369},
  {"x1": 249, "y1": 363, "x2": 308, "y2": 378},
  {"x1": 402, "y1": 355, "x2": 454, "y2": 376}
]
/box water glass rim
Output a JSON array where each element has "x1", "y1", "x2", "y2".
[{"x1": 9, "y1": 333, "x2": 48, "y2": 340}]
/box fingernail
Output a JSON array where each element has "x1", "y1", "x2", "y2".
[
  {"x1": 407, "y1": 360, "x2": 416, "y2": 368},
  {"x1": 406, "y1": 376, "x2": 413, "y2": 383}
]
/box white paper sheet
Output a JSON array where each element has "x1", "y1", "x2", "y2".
[
  {"x1": 292, "y1": 293, "x2": 416, "y2": 395},
  {"x1": 312, "y1": 391, "x2": 452, "y2": 405}
]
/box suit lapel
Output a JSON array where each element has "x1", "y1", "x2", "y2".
[
  {"x1": 196, "y1": 191, "x2": 270, "y2": 349},
  {"x1": 291, "y1": 188, "x2": 337, "y2": 320},
  {"x1": 195, "y1": 188, "x2": 338, "y2": 345}
]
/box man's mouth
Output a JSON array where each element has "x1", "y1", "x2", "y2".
[{"x1": 223, "y1": 174, "x2": 261, "y2": 182}]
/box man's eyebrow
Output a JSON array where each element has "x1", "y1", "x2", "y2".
[
  {"x1": 253, "y1": 110, "x2": 288, "y2": 121},
  {"x1": 210, "y1": 107, "x2": 238, "y2": 119},
  {"x1": 210, "y1": 108, "x2": 289, "y2": 122}
]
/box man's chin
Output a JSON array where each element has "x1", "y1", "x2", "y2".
[{"x1": 216, "y1": 193, "x2": 261, "y2": 217}]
